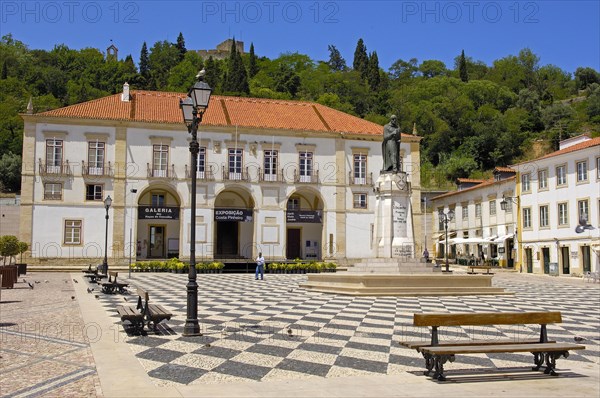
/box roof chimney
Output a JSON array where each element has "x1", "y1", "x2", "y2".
[
  {"x1": 121, "y1": 82, "x2": 130, "y2": 102},
  {"x1": 27, "y1": 97, "x2": 34, "y2": 114}
]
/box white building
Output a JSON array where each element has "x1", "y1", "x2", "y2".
[
  {"x1": 511, "y1": 135, "x2": 600, "y2": 275},
  {"x1": 431, "y1": 168, "x2": 518, "y2": 268},
  {"x1": 19, "y1": 86, "x2": 423, "y2": 266}
]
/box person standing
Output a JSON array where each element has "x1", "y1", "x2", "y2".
[
  {"x1": 255, "y1": 252, "x2": 265, "y2": 280},
  {"x1": 423, "y1": 248, "x2": 430, "y2": 262}
]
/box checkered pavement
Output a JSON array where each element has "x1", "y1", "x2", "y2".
[{"x1": 88, "y1": 273, "x2": 600, "y2": 386}]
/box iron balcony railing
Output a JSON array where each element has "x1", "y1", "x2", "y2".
[
  {"x1": 81, "y1": 161, "x2": 113, "y2": 177},
  {"x1": 258, "y1": 168, "x2": 285, "y2": 183},
  {"x1": 293, "y1": 169, "x2": 319, "y2": 184},
  {"x1": 184, "y1": 164, "x2": 215, "y2": 181},
  {"x1": 38, "y1": 159, "x2": 72, "y2": 177},
  {"x1": 222, "y1": 166, "x2": 250, "y2": 182},
  {"x1": 348, "y1": 171, "x2": 373, "y2": 186},
  {"x1": 147, "y1": 163, "x2": 176, "y2": 179}
]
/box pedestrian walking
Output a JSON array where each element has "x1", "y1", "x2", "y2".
[{"x1": 255, "y1": 252, "x2": 265, "y2": 280}]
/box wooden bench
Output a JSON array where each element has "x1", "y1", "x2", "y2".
[
  {"x1": 400, "y1": 312, "x2": 585, "y2": 381},
  {"x1": 468, "y1": 265, "x2": 494, "y2": 274},
  {"x1": 101, "y1": 271, "x2": 129, "y2": 294},
  {"x1": 116, "y1": 287, "x2": 172, "y2": 333}
]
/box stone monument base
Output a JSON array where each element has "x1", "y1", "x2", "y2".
[{"x1": 299, "y1": 274, "x2": 512, "y2": 296}]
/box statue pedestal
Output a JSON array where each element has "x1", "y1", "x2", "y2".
[{"x1": 373, "y1": 172, "x2": 415, "y2": 258}]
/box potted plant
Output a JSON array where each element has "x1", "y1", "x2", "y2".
[
  {"x1": 0, "y1": 235, "x2": 20, "y2": 265},
  {"x1": 15, "y1": 241, "x2": 29, "y2": 275}
]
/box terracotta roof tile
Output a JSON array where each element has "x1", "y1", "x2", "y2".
[
  {"x1": 432, "y1": 176, "x2": 516, "y2": 200},
  {"x1": 493, "y1": 166, "x2": 516, "y2": 173},
  {"x1": 457, "y1": 178, "x2": 485, "y2": 183},
  {"x1": 512, "y1": 137, "x2": 600, "y2": 165},
  {"x1": 35, "y1": 90, "x2": 412, "y2": 137}
]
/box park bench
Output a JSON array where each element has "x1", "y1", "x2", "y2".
[
  {"x1": 400, "y1": 311, "x2": 584, "y2": 381},
  {"x1": 101, "y1": 271, "x2": 129, "y2": 294},
  {"x1": 467, "y1": 265, "x2": 494, "y2": 274},
  {"x1": 83, "y1": 266, "x2": 106, "y2": 283},
  {"x1": 116, "y1": 287, "x2": 172, "y2": 333}
]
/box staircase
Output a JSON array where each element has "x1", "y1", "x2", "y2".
[{"x1": 346, "y1": 258, "x2": 441, "y2": 273}]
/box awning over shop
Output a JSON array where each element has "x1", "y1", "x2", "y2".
[{"x1": 446, "y1": 234, "x2": 513, "y2": 245}]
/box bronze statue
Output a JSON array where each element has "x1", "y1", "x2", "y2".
[{"x1": 381, "y1": 115, "x2": 401, "y2": 173}]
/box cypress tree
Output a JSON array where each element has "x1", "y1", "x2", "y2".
[
  {"x1": 459, "y1": 49, "x2": 469, "y2": 82},
  {"x1": 139, "y1": 42, "x2": 149, "y2": 85},
  {"x1": 327, "y1": 45, "x2": 346, "y2": 71},
  {"x1": 176, "y1": 32, "x2": 187, "y2": 61},
  {"x1": 367, "y1": 51, "x2": 381, "y2": 91},
  {"x1": 223, "y1": 39, "x2": 249, "y2": 94},
  {"x1": 1, "y1": 60, "x2": 7, "y2": 79},
  {"x1": 248, "y1": 43, "x2": 258, "y2": 78},
  {"x1": 353, "y1": 38, "x2": 368, "y2": 79},
  {"x1": 204, "y1": 57, "x2": 219, "y2": 90}
]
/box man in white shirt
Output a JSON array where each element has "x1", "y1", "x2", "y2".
[{"x1": 255, "y1": 252, "x2": 265, "y2": 280}]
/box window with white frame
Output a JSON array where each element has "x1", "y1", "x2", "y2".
[
  {"x1": 85, "y1": 184, "x2": 103, "y2": 201},
  {"x1": 576, "y1": 161, "x2": 588, "y2": 182},
  {"x1": 353, "y1": 153, "x2": 367, "y2": 184},
  {"x1": 556, "y1": 164, "x2": 567, "y2": 186},
  {"x1": 538, "y1": 169, "x2": 548, "y2": 190},
  {"x1": 558, "y1": 202, "x2": 568, "y2": 226},
  {"x1": 521, "y1": 173, "x2": 531, "y2": 192},
  {"x1": 299, "y1": 152, "x2": 313, "y2": 182},
  {"x1": 353, "y1": 193, "x2": 367, "y2": 209},
  {"x1": 475, "y1": 203, "x2": 481, "y2": 218},
  {"x1": 45, "y1": 138, "x2": 63, "y2": 173},
  {"x1": 263, "y1": 150, "x2": 278, "y2": 181},
  {"x1": 228, "y1": 148, "x2": 243, "y2": 178},
  {"x1": 87, "y1": 141, "x2": 105, "y2": 175},
  {"x1": 523, "y1": 208, "x2": 531, "y2": 228},
  {"x1": 539, "y1": 205, "x2": 549, "y2": 228},
  {"x1": 195, "y1": 147, "x2": 206, "y2": 177},
  {"x1": 489, "y1": 200, "x2": 496, "y2": 216},
  {"x1": 64, "y1": 220, "x2": 82, "y2": 245},
  {"x1": 462, "y1": 205, "x2": 468, "y2": 220},
  {"x1": 153, "y1": 145, "x2": 169, "y2": 177},
  {"x1": 44, "y1": 183, "x2": 62, "y2": 200},
  {"x1": 578, "y1": 199, "x2": 589, "y2": 223}
]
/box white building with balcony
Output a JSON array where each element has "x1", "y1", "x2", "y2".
[
  {"x1": 19, "y1": 85, "x2": 423, "y2": 266},
  {"x1": 511, "y1": 135, "x2": 600, "y2": 275},
  {"x1": 431, "y1": 168, "x2": 518, "y2": 268}
]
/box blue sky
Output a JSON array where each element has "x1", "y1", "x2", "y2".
[{"x1": 1, "y1": 0, "x2": 599, "y2": 74}]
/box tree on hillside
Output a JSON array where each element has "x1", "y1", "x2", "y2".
[
  {"x1": 353, "y1": 38, "x2": 368, "y2": 79},
  {"x1": 222, "y1": 38, "x2": 249, "y2": 95},
  {"x1": 575, "y1": 67, "x2": 600, "y2": 90},
  {"x1": 0, "y1": 152, "x2": 21, "y2": 192},
  {"x1": 204, "y1": 57, "x2": 220, "y2": 91},
  {"x1": 1, "y1": 60, "x2": 7, "y2": 79},
  {"x1": 176, "y1": 32, "x2": 187, "y2": 61},
  {"x1": 148, "y1": 40, "x2": 181, "y2": 90},
  {"x1": 248, "y1": 43, "x2": 259, "y2": 78},
  {"x1": 139, "y1": 42, "x2": 149, "y2": 87},
  {"x1": 367, "y1": 51, "x2": 380, "y2": 90},
  {"x1": 273, "y1": 63, "x2": 301, "y2": 97},
  {"x1": 458, "y1": 50, "x2": 468, "y2": 82},
  {"x1": 419, "y1": 60, "x2": 447, "y2": 78},
  {"x1": 389, "y1": 58, "x2": 418, "y2": 81},
  {"x1": 327, "y1": 45, "x2": 346, "y2": 71}
]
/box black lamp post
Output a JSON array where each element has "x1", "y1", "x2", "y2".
[
  {"x1": 438, "y1": 208, "x2": 455, "y2": 273},
  {"x1": 102, "y1": 195, "x2": 112, "y2": 274},
  {"x1": 180, "y1": 70, "x2": 212, "y2": 337}
]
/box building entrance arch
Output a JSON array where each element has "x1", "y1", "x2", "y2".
[
  {"x1": 136, "y1": 185, "x2": 181, "y2": 259},
  {"x1": 214, "y1": 187, "x2": 255, "y2": 259},
  {"x1": 285, "y1": 189, "x2": 324, "y2": 260}
]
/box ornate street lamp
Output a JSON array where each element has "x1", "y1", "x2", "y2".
[
  {"x1": 500, "y1": 195, "x2": 517, "y2": 211},
  {"x1": 102, "y1": 195, "x2": 112, "y2": 274},
  {"x1": 180, "y1": 70, "x2": 212, "y2": 337},
  {"x1": 438, "y1": 208, "x2": 455, "y2": 273}
]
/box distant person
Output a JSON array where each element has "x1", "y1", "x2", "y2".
[
  {"x1": 480, "y1": 251, "x2": 485, "y2": 265},
  {"x1": 255, "y1": 252, "x2": 265, "y2": 280},
  {"x1": 423, "y1": 248, "x2": 430, "y2": 262}
]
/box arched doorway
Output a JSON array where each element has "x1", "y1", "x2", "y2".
[
  {"x1": 214, "y1": 187, "x2": 255, "y2": 259},
  {"x1": 136, "y1": 186, "x2": 181, "y2": 259},
  {"x1": 286, "y1": 189, "x2": 324, "y2": 260}
]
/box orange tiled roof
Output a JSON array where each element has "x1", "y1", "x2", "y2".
[
  {"x1": 493, "y1": 166, "x2": 515, "y2": 173},
  {"x1": 457, "y1": 178, "x2": 485, "y2": 183},
  {"x1": 512, "y1": 137, "x2": 600, "y2": 165},
  {"x1": 35, "y1": 90, "x2": 410, "y2": 137},
  {"x1": 432, "y1": 175, "x2": 516, "y2": 200}
]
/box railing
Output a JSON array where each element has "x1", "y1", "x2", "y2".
[
  {"x1": 38, "y1": 159, "x2": 72, "y2": 176},
  {"x1": 293, "y1": 169, "x2": 319, "y2": 184},
  {"x1": 258, "y1": 168, "x2": 285, "y2": 183},
  {"x1": 82, "y1": 161, "x2": 113, "y2": 177},
  {"x1": 222, "y1": 166, "x2": 250, "y2": 182},
  {"x1": 184, "y1": 164, "x2": 215, "y2": 181},
  {"x1": 348, "y1": 171, "x2": 373, "y2": 186},
  {"x1": 147, "y1": 163, "x2": 176, "y2": 179}
]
